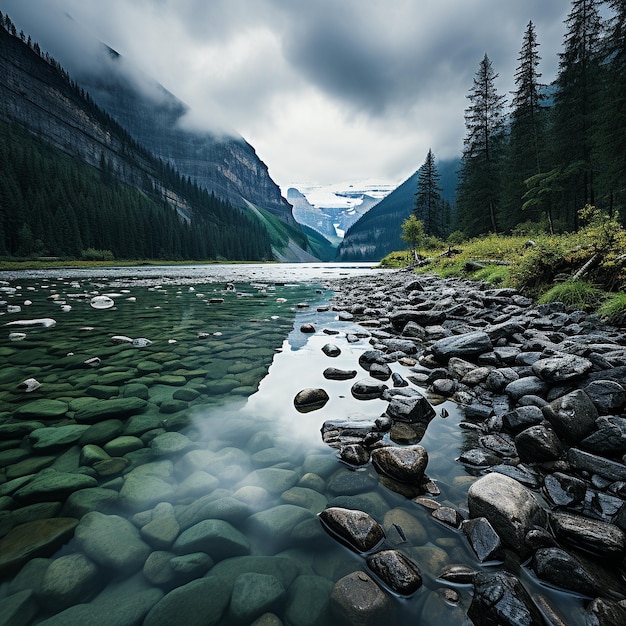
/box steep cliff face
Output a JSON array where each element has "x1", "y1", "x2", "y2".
[
  {"x1": 0, "y1": 27, "x2": 194, "y2": 222},
  {"x1": 74, "y1": 47, "x2": 295, "y2": 224}
]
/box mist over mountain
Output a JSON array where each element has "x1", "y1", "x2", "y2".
[{"x1": 0, "y1": 16, "x2": 305, "y2": 260}]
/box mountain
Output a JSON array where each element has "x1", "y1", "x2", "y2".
[
  {"x1": 77, "y1": 45, "x2": 295, "y2": 226},
  {"x1": 288, "y1": 182, "x2": 389, "y2": 243},
  {"x1": 336, "y1": 159, "x2": 459, "y2": 261},
  {"x1": 0, "y1": 13, "x2": 311, "y2": 261},
  {"x1": 0, "y1": 21, "x2": 273, "y2": 260}
]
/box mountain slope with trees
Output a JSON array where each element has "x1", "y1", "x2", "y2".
[{"x1": 0, "y1": 12, "x2": 303, "y2": 262}]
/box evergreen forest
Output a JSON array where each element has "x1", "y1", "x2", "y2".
[
  {"x1": 415, "y1": 0, "x2": 625, "y2": 240},
  {"x1": 0, "y1": 121, "x2": 273, "y2": 261}
]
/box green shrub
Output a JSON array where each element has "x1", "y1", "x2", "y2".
[
  {"x1": 81, "y1": 248, "x2": 115, "y2": 261},
  {"x1": 537, "y1": 280, "x2": 603, "y2": 311},
  {"x1": 597, "y1": 292, "x2": 626, "y2": 326}
]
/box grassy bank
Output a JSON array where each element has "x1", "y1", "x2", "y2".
[{"x1": 380, "y1": 207, "x2": 626, "y2": 326}]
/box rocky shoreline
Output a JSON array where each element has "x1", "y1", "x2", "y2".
[{"x1": 306, "y1": 269, "x2": 626, "y2": 625}]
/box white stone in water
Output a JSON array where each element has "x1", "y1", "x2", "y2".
[
  {"x1": 7, "y1": 305, "x2": 21, "y2": 313},
  {"x1": 168, "y1": 339, "x2": 177, "y2": 344},
  {"x1": 90, "y1": 295, "x2": 115, "y2": 310},
  {"x1": 132, "y1": 338, "x2": 152, "y2": 347},
  {"x1": 84, "y1": 357, "x2": 101, "y2": 367},
  {"x1": 126, "y1": 297, "x2": 136, "y2": 302},
  {"x1": 111, "y1": 335, "x2": 134, "y2": 345},
  {"x1": 18, "y1": 378, "x2": 41, "y2": 393},
  {"x1": 9, "y1": 332, "x2": 26, "y2": 341},
  {"x1": 276, "y1": 298, "x2": 287, "y2": 303},
  {"x1": 6, "y1": 318, "x2": 56, "y2": 328},
  {"x1": 23, "y1": 300, "x2": 32, "y2": 306},
  {"x1": 61, "y1": 305, "x2": 71, "y2": 312}
]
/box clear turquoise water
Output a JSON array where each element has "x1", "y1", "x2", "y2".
[{"x1": 0, "y1": 265, "x2": 590, "y2": 625}]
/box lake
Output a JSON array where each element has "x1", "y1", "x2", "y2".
[{"x1": 0, "y1": 264, "x2": 589, "y2": 625}]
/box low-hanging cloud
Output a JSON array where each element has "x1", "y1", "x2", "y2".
[{"x1": 1, "y1": 0, "x2": 572, "y2": 188}]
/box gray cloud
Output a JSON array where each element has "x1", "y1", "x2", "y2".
[{"x1": 0, "y1": 0, "x2": 573, "y2": 189}]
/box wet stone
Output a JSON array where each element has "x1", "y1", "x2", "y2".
[
  {"x1": 502, "y1": 405, "x2": 544, "y2": 433},
  {"x1": 143, "y1": 577, "x2": 229, "y2": 626},
  {"x1": 26, "y1": 425, "x2": 90, "y2": 451},
  {"x1": 338, "y1": 444, "x2": 370, "y2": 466},
  {"x1": 550, "y1": 511, "x2": 626, "y2": 557},
  {"x1": 369, "y1": 362, "x2": 392, "y2": 381},
  {"x1": 515, "y1": 424, "x2": 563, "y2": 463},
  {"x1": 542, "y1": 389, "x2": 598, "y2": 443},
  {"x1": 580, "y1": 416, "x2": 626, "y2": 454},
  {"x1": 173, "y1": 519, "x2": 250, "y2": 561},
  {"x1": 366, "y1": 549, "x2": 422, "y2": 596},
  {"x1": 431, "y1": 506, "x2": 463, "y2": 528},
  {"x1": 371, "y1": 445, "x2": 428, "y2": 484},
  {"x1": 461, "y1": 517, "x2": 503, "y2": 562},
  {"x1": 385, "y1": 393, "x2": 435, "y2": 423},
  {"x1": 583, "y1": 379, "x2": 626, "y2": 414},
  {"x1": 14, "y1": 399, "x2": 68, "y2": 420},
  {"x1": 0, "y1": 590, "x2": 38, "y2": 626},
  {"x1": 351, "y1": 379, "x2": 389, "y2": 400},
  {"x1": 322, "y1": 343, "x2": 341, "y2": 357},
  {"x1": 468, "y1": 571, "x2": 546, "y2": 626},
  {"x1": 543, "y1": 472, "x2": 587, "y2": 507},
  {"x1": 0, "y1": 517, "x2": 78, "y2": 577},
  {"x1": 293, "y1": 388, "x2": 329, "y2": 412},
  {"x1": 229, "y1": 572, "x2": 286, "y2": 623},
  {"x1": 568, "y1": 447, "x2": 626, "y2": 482},
  {"x1": 74, "y1": 397, "x2": 147, "y2": 423},
  {"x1": 39, "y1": 553, "x2": 99, "y2": 612},
  {"x1": 330, "y1": 571, "x2": 394, "y2": 626},
  {"x1": 323, "y1": 367, "x2": 357, "y2": 380},
  {"x1": 319, "y1": 507, "x2": 385, "y2": 554},
  {"x1": 13, "y1": 470, "x2": 98, "y2": 504},
  {"x1": 467, "y1": 472, "x2": 546, "y2": 555}
]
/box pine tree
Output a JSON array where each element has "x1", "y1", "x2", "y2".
[
  {"x1": 501, "y1": 21, "x2": 548, "y2": 230},
  {"x1": 551, "y1": 0, "x2": 603, "y2": 228},
  {"x1": 456, "y1": 54, "x2": 507, "y2": 236},
  {"x1": 595, "y1": 0, "x2": 626, "y2": 220},
  {"x1": 413, "y1": 149, "x2": 444, "y2": 237}
]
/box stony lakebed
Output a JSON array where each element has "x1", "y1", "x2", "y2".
[{"x1": 0, "y1": 263, "x2": 624, "y2": 625}]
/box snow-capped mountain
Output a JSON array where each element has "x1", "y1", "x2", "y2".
[{"x1": 286, "y1": 181, "x2": 394, "y2": 241}]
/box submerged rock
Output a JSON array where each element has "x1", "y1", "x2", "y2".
[{"x1": 330, "y1": 571, "x2": 394, "y2": 626}]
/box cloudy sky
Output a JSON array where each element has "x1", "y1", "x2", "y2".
[{"x1": 1, "y1": 0, "x2": 572, "y2": 193}]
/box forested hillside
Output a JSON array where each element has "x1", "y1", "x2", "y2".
[
  {"x1": 341, "y1": 0, "x2": 625, "y2": 261},
  {"x1": 0, "y1": 122, "x2": 272, "y2": 260},
  {"x1": 0, "y1": 12, "x2": 277, "y2": 262},
  {"x1": 456, "y1": 0, "x2": 625, "y2": 237}
]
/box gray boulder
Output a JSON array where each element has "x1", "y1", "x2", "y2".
[
  {"x1": 532, "y1": 354, "x2": 593, "y2": 382},
  {"x1": 431, "y1": 331, "x2": 492, "y2": 362},
  {"x1": 542, "y1": 389, "x2": 598, "y2": 443},
  {"x1": 467, "y1": 473, "x2": 546, "y2": 555}
]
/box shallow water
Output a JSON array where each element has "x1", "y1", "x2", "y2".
[{"x1": 0, "y1": 264, "x2": 591, "y2": 624}]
